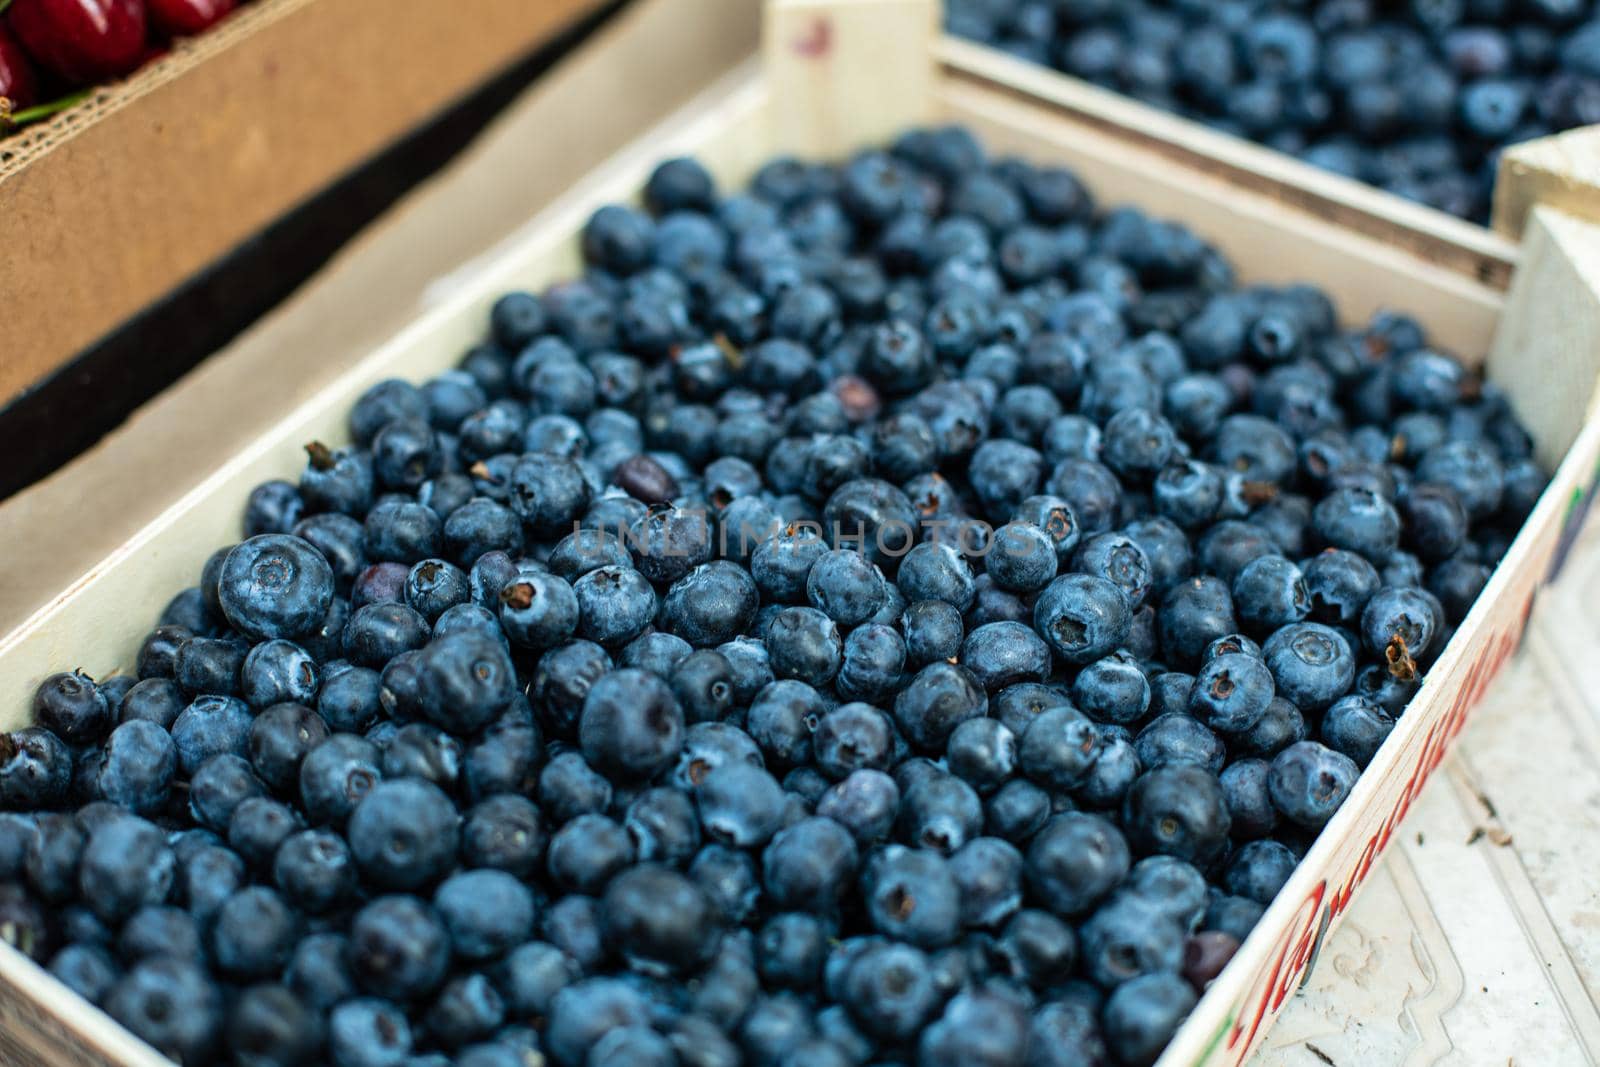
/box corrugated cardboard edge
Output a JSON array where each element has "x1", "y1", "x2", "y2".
[{"x1": 0, "y1": 0, "x2": 610, "y2": 399}]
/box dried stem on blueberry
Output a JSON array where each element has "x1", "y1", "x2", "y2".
[
  {"x1": 1385, "y1": 634, "x2": 1417, "y2": 681},
  {"x1": 303, "y1": 441, "x2": 336, "y2": 472}
]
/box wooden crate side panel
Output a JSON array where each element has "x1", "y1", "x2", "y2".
[
  {"x1": 0, "y1": 69, "x2": 772, "y2": 731},
  {"x1": 938, "y1": 37, "x2": 1518, "y2": 292},
  {"x1": 0, "y1": 950, "x2": 168, "y2": 1067},
  {"x1": 1164, "y1": 405, "x2": 1600, "y2": 1067},
  {"x1": 1493, "y1": 126, "x2": 1600, "y2": 241},
  {"x1": 937, "y1": 80, "x2": 1505, "y2": 362},
  {"x1": 764, "y1": 0, "x2": 937, "y2": 159},
  {"x1": 1488, "y1": 209, "x2": 1600, "y2": 473}
]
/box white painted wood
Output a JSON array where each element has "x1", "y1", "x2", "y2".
[
  {"x1": 764, "y1": 0, "x2": 937, "y2": 158},
  {"x1": 1494, "y1": 125, "x2": 1600, "y2": 240},
  {"x1": 1489, "y1": 208, "x2": 1600, "y2": 473}
]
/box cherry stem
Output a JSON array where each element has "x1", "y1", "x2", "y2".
[
  {"x1": 2, "y1": 91, "x2": 90, "y2": 130},
  {"x1": 0, "y1": 0, "x2": 12, "y2": 16}
]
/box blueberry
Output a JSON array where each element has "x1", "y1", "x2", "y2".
[
  {"x1": 549, "y1": 887, "x2": 620, "y2": 973},
  {"x1": 1123, "y1": 765, "x2": 1231, "y2": 866},
  {"x1": 623, "y1": 785, "x2": 700, "y2": 865},
  {"x1": 1026, "y1": 813, "x2": 1130, "y2": 917},
  {"x1": 348, "y1": 894, "x2": 452, "y2": 1002},
  {"x1": 1314, "y1": 487, "x2": 1401, "y2": 563},
  {"x1": 228, "y1": 796, "x2": 305, "y2": 870},
  {"x1": 281, "y1": 932, "x2": 355, "y2": 1012},
  {"x1": 247, "y1": 702, "x2": 330, "y2": 793},
  {"x1": 328, "y1": 998, "x2": 412, "y2": 1067},
  {"x1": 213, "y1": 886, "x2": 300, "y2": 978},
  {"x1": 343, "y1": 602, "x2": 430, "y2": 666},
  {"x1": 1034, "y1": 573, "x2": 1132, "y2": 664},
  {"x1": 78, "y1": 816, "x2": 174, "y2": 923},
  {"x1": 96, "y1": 720, "x2": 175, "y2": 814},
  {"x1": 535, "y1": 749, "x2": 610, "y2": 824},
  {"x1": 945, "y1": 717, "x2": 1018, "y2": 795},
  {"x1": 1020, "y1": 705, "x2": 1103, "y2": 791},
  {"x1": 427, "y1": 869, "x2": 535, "y2": 963},
  {"x1": 1101, "y1": 973, "x2": 1196, "y2": 1067},
  {"x1": 227, "y1": 984, "x2": 324, "y2": 1067},
  {"x1": 175, "y1": 635, "x2": 247, "y2": 696},
  {"x1": 665, "y1": 561, "x2": 761, "y2": 645},
  {"x1": 32, "y1": 671, "x2": 111, "y2": 746},
  {"x1": 629, "y1": 506, "x2": 714, "y2": 585},
  {"x1": 1158, "y1": 575, "x2": 1238, "y2": 667},
  {"x1": 546, "y1": 812, "x2": 633, "y2": 894},
  {"x1": 462, "y1": 703, "x2": 542, "y2": 802},
  {"x1": 899, "y1": 770, "x2": 983, "y2": 853},
  {"x1": 1269, "y1": 740, "x2": 1360, "y2": 828},
  {"x1": 312, "y1": 665, "x2": 377, "y2": 735},
  {"x1": 347, "y1": 778, "x2": 459, "y2": 891},
  {"x1": 580, "y1": 668, "x2": 685, "y2": 780},
  {"x1": 219, "y1": 535, "x2": 336, "y2": 642},
  {"x1": 893, "y1": 661, "x2": 988, "y2": 751},
  {"x1": 766, "y1": 606, "x2": 844, "y2": 687},
  {"x1": 920, "y1": 988, "x2": 1029, "y2": 1066},
  {"x1": 835, "y1": 623, "x2": 907, "y2": 703},
  {"x1": 1263, "y1": 621, "x2": 1356, "y2": 711},
  {"x1": 171, "y1": 695, "x2": 253, "y2": 776},
  {"x1": 299, "y1": 734, "x2": 381, "y2": 827},
  {"x1": 1080, "y1": 892, "x2": 1186, "y2": 988},
  {"x1": 1219, "y1": 758, "x2": 1279, "y2": 840},
  {"x1": 1224, "y1": 839, "x2": 1299, "y2": 905},
  {"x1": 49, "y1": 944, "x2": 119, "y2": 1004},
  {"x1": 273, "y1": 828, "x2": 356, "y2": 913},
  {"x1": 0, "y1": 727, "x2": 74, "y2": 809},
  {"x1": 105, "y1": 957, "x2": 222, "y2": 1064},
  {"x1": 762, "y1": 816, "x2": 859, "y2": 912},
  {"x1": 1189, "y1": 652, "x2": 1275, "y2": 733},
  {"x1": 1073, "y1": 650, "x2": 1152, "y2": 725},
  {"x1": 1360, "y1": 584, "x2": 1442, "y2": 661},
  {"x1": 495, "y1": 570, "x2": 579, "y2": 651},
  {"x1": 546, "y1": 978, "x2": 652, "y2": 1067}
]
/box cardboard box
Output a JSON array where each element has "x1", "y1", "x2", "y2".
[
  {"x1": 0, "y1": 0, "x2": 611, "y2": 405},
  {"x1": 0, "y1": 0, "x2": 1594, "y2": 1063}
]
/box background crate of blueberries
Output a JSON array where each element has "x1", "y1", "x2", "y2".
[
  {"x1": 0, "y1": 2, "x2": 1599, "y2": 1067},
  {"x1": 944, "y1": 0, "x2": 1600, "y2": 228}
]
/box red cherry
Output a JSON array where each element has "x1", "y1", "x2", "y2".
[
  {"x1": 8, "y1": 0, "x2": 147, "y2": 86},
  {"x1": 148, "y1": 0, "x2": 233, "y2": 38},
  {"x1": 0, "y1": 27, "x2": 39, "y2": 111}
]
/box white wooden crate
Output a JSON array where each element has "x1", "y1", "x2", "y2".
[{"x1": 0, "y1": 2, "x2": 1598, "y2": 1064}]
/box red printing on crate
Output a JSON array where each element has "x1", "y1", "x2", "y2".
[
  {"x1": 792, "y1": 16, "x2": 831, "y2": 58},
  {"x1": 1218, "y1": 615, "x2": 1525, "y2": 1064}
]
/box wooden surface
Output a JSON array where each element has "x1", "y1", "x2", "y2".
[
  {"x1": 0, "y1": 0, "x2": 609, "y2": 405},
  {"x1": 1493, "y1": 126, "x2": 1600, "y2": 241},
  {"x1": 764, "y1": 0, "x2": 937, "y2": 159}
]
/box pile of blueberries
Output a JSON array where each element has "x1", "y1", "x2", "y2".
[
  {"x1": 946, "y1": 0, "x2": 1600, "y2": 224},
  {"x1": 0, "y1": 125, "x2": 1545, "y2": 1067}
]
